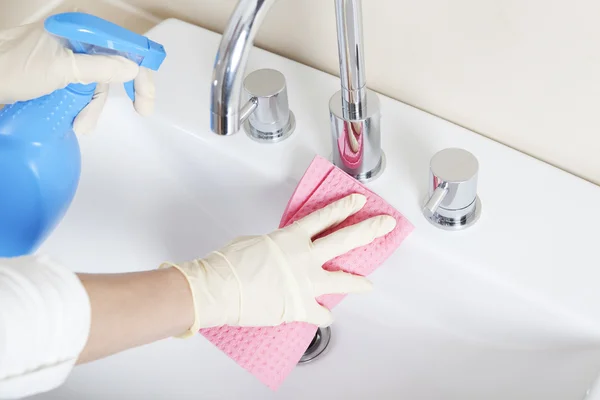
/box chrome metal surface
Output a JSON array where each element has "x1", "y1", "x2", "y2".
[
  {"x1": 326, "y1": 151, "x2": 386, "y2": 182},
  {"x1": 423, "y1": 148, "x2": 481, "y2": 230},
  {"x1": 210, "y1": 0, "x2": 277, "y2": 136},
  {"x1": 423, "y1": 182, "x2": 449, "y2": 218},
  {"x1": 244, "y1": 111, "x2": 296, "y2": 143},
  {"x1": 298, "y1": 327, "x2": 332, "y2": 364},
  {"x1": 335, "y1": 0, "x2": 366, "y2": 116},
  {"x1": 239, "y1": 98, "x2": 258, "y2": 124},
  {"x1": 424, "y1": 197, "x2": 482, "y2": 231},
  {"x1": 211, "y1": 0, "x2": 383, "y2": 167},
  {"x1": 430, "y1": 148, "x2": 479, "y2": 210},
  {"x1": 329, "y1": 90, "x2": 384, "y2": 181},
  {"x1": 242, "y1": 69, "x2": 295, "y2": 142},
  {"x1": 329, "y1": 0, "x2": 384, "y2": 182}
]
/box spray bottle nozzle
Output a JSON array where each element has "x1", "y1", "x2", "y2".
[{"x1": 44, "y1": 12, "x2": 167, "y2": 101}]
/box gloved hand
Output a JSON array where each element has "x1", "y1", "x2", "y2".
[
  {"x1": 163, "y1": 194, "x2": 396, "y2": 337},
  {"x1": 0, "y1": 21, "x2": 154, "y2": 134}
]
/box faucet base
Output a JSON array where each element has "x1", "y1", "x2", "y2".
[
  {"x1": 244, "y1": 110, "x2": 296, "y2": 143},
  {"x1": 353, "y1": 151, "x2": 386, "y2": 183},
  {"x1": 329, "y1": 89, "x2": 384, "y2": 182},
  {"x1": 327, "y1": 151, "x2": 386, "y2": 183},
  {"x1": 423, "y1": 196, "x2": 482, "y2": 231}
]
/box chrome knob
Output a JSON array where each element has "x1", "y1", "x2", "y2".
[
  {"x1": 242, "y1": 68, "x2": 295, "y2": 143},
  {"x1": 422, "y1": 148, "x2": 482, "y2": 230}
]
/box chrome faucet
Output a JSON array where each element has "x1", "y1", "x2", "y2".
[
  {"x1": 329, "y1": 0, "x2": 384, "y2": 181},
  {"x1": 210, "y1": 0, "x2": 274, "y2": 137},
  {"x1": 210, "y1": 0, "x2": 384, "y2": 181}
]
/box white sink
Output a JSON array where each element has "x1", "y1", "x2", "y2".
[{"x1": 34, "y1": 18, "x2": 600, "y2": 400}]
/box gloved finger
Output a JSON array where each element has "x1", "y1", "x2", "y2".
[
  {"x1": 73, "y1": 83, "x2": 109, "y2": 135},
  {"x1": 306, "y1": 304, "x2": 335, "y2": 327},
  {"x1": 314, "y1": 270, "x2": 373, "y2": 296},
  {"x1": 133, "y1": 67, "x2": 155, "y2": 116},
  {"x1": 68, "y1": 54, "x2": 139, "y2": 85},
  {"x1": 296, "y1": 194, "x2": 367, "y2": 238},
  {"x1": 312, "y1": 215, "x2": 396, "y2": 262}
]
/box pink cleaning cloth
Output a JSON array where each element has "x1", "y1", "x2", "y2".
[{"x1": 199, "y1": 155, "x2": 414, "y2": 390}]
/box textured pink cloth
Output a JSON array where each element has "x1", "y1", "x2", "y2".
[{"x1": 199, "y1": 155, "x2": 414, "y2": 390}]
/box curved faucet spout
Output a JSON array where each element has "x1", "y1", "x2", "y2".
[{"x1": 210, "y1": 0, "x2": 277, "y2": 136}]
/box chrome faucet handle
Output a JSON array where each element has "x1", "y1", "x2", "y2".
[
  {"x1": 241, "y1": 68, "x2": 295, "y2": 143},
  {"x1": 423, "y1": 148, "x2": 482, "y2": 230}
]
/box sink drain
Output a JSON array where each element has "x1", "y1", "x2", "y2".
[{"x1": 298, "y1": 326, "x2": 331, "y2": 364}]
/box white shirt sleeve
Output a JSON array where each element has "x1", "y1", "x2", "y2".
[{"x1": 0, "y1": 255, "x2": 91, "y2": 399}]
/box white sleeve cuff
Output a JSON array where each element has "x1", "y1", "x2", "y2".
[{"x1": 0, "y1": 255, "x2": 91, "y2": 399}]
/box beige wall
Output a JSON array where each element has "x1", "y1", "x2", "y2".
[
  {"x1": 0, "y1": 0, "x2": 58, "y2": 28},
  {"x1": 4, "y1": 0, "x2": 600, "y2": 185}
]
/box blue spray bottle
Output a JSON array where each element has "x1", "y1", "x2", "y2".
[{"x1": 0, "y1": 12, "x2": 166, "y2": 257}]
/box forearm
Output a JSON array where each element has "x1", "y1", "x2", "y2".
[{"x1": 77, "y1": 267, "x2": 195, "y2": 364}]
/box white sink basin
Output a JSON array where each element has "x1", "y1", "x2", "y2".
[{"x1": 34, "y1": 18, "x2": 600, "y2": 400}]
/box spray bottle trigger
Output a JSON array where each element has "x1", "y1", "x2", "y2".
[{"x1": 124, "y1": 80, "x2": 135, "y2": 102}]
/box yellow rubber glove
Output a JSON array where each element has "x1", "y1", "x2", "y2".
[
  {"x1": 163, "y1": 194, "x2": 396, "y2": 337},
  {"x1": 0, "y1": 21, "x2": 155, "y2": 134}
]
